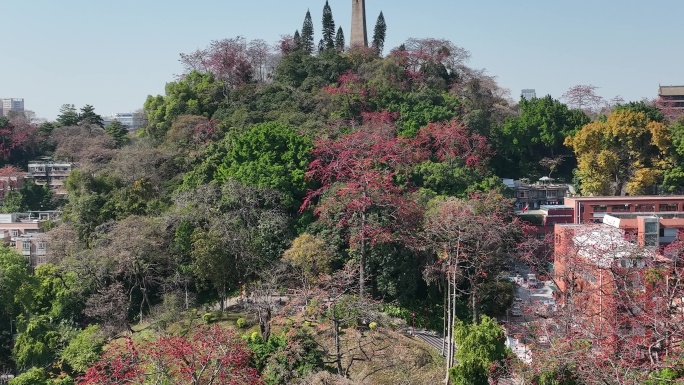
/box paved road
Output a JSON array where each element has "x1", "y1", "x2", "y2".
[{"x1": 411, "y1": 329, "x2": 446, "y2": 356}]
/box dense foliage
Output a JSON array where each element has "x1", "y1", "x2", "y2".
[{"x1": 2, "y1": 4, "x2": 684, "y2": 384}]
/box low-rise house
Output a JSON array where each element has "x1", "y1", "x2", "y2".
[
  {"x1": 16, "y1": 233, "x2": 47, "y2": 270},
  {"x1": 0, "y1": 211, "x2": 60, "y2": 270},
  {"x1": 27, "y1": 158, "x2": 74, "y2": 197},
  {"x1": 506, "y1": 177, "x2": 570, "y2": 212}
]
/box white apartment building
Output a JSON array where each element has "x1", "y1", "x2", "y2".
[
  {"x1": 1, "y1": 98, "x2": 25, "y2": 117},
  {"x1": 103, "y1": 112, "x2": 141, "y2": 130}
]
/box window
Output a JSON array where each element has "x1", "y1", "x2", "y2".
[
  {"x1": 659, "y1": 203, "x2": 678, "y2": 212},
  {"x1": 645, "y1": 222, "x2": 658, "y2": 233},
  {"x1": 518, "y1": 190, "x2": 528, "y2": 198},
  {"x1": 645, "y1": 234, "x2": 658, "y2": 247},
  {"x1": 591, "y1": 205, "x2": 607, "y2": 213},
  {"x1": 620, "y1": 259, "x2": 632, "y2": 268},
  {"x1": 546, "y1": 190, "x2": 557, "y2": 198},
  {"x1": 611, "y1": 204, "x2": 629, "y2": 213},
  {"x1": 635, "y1": 204, "x2": 655, "y2": 212},
  {"x1": 22, "y1": 240, "x2": 31, "y2": 250},
  {"x1": 37, "y1": 241, "x2": 46, "y2": 250},
  {"x1": 10, "y1": 229, "x2": 18, "y2": 237}
]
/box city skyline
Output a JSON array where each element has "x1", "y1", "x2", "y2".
[{"x1": 2, "y1": 0, "x2": 683, "y2": 120}]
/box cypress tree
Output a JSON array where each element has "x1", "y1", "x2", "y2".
[
  {"x1": 372, "y1": 11, "x2": 387, "y2": 55},
  {"x1": 335, "y1": 27, "x2": 345, "y2": 52},
  {"x1": 318, "y1": 39, "x2": 325, "y2": 54},
  {"x1": 293, "y1": 30, "x2": 302, "y2": 50},
  {"x1": 301, "y1": 10, "x2": 314, "y2": 54},
  {"x1": 322, "y1": 0, "x2": 336, "y2": 50}
]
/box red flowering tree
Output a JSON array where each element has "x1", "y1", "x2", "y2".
[
  {"x1": 302, "y1": 112, "x2": 490, "y2": 298},
  {"x1": 323, "y1": 71, "x2": 371, "y2": 118},
  {"x1": 421, "y1": 192, "x2": 525, "y2": 380},
  {"x1": 79, "y1": 325, "x2": 261, "y2": 385},
  {"x1": 0, "y1": 117, "x2": 42, "y2": 165},
  {"x1": 523, "y1": 226, "x2": 684, "y2": 383}
]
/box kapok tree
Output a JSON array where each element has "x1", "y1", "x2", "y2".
[
  {"x1": 79, "y1": 324, "x2": 261, "y2": 385},
  {"x1": 0, "y1": 116, "x2": 41, "y2": 165},
  {"x1": 561, "y1": 84, "x2": 605, "y2": 114},
  {"x1": 323, "y1": 71, "x2": 370, "y2": 119},
  {"x1": 302, "y1": 112, "x2": 490, "y2": 298},
  {"x1": 527, "y1": 225, "x2": 684, "y2": 384},
  {"x1": 421, "y1": 192, "x2": 525, "y2": 381}
]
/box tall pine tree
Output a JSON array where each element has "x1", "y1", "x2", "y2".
[
  {"x1": 293, "y1": 30, "x2": 302, "y2": 50},
  {"x1": 335, "y1": 27, "x2": 345, "y2": 52},
  {"x1": 56, "y1": 104, "x2": 79, "y2": 127},
  {"x1": 322, "y1": 0, "x2": 336, "y2": 50},
  {"x1": 301, "y1": 10, "x2": 314, "y2": 54},
  {"x1": 79, "y1": 104, "x2": 104, "y2": 127},
  {"x1": 372, "y1": 11, "x2": 387, "y2": 55}
]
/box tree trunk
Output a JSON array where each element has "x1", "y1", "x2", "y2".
[
  {"x1": 359, "y1": 212, "x2": 367, "y2": 298},
  {"x1": 219, "y1": 283, "x2": 226, "y2": 312},
  {"x1": 334, "y1": 319, "x2": 343, "y2": 376},
  {"x1": 184, "y1": 283, "x2": 189, "y2": 310},
  {"x1": 472, "y1": 287, "x2": 479, "y2": 324},
  {"x1": 442, "y1": 280, "x2": 447, "y2": 356},
  {"x1": 445, "y1": 237, "x2": 461, "y2": 384},
  {"x1": 260, "y1": 307, "x2": 271, "y2": 341},
  {"x1": 444, "y1": 268, "x2": 456, "y2": 385},
  {"x1": 444, "y1": 270, "x2": 452, "y2": 385}
]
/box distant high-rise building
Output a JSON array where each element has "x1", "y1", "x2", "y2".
[
  {"x1": 350, "y1": 0, "x2": 368, "y2": 47},
  {"x1": 521, "y1": 89, "x2": 536, "y2": 100},
  {"x1": 1, "y1": 98, "x2": 24, "y2": 117}
]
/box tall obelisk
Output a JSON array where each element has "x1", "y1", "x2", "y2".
[{"x1": 350, "y1": 0, "x2": 368, "y2": 47}]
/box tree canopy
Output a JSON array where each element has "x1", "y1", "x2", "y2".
[{"x1": 567, "y1": 109, "x2": 670, "y2": 195}]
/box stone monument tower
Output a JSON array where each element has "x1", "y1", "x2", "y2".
[{"x1": 350, "y1": 0, "x2": 368, "y2": 47}]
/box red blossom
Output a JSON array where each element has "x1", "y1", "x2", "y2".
[{"x1": 79, "y1": 325, "x2": 261, "y2": 385}]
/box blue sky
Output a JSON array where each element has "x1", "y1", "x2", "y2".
[{"x1": 2, "y1": 0, "x2": 683, "y2": 120}]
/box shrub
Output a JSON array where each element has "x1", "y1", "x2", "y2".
[
  {"x1": 236, "y1": 317, "x2": 246, "y2": 329},
  {"x1": 60, "y1": 325, "x2": 105, "y2": 372},
  {"x1": 202, "y1": 312, "x2": 215, "y2": 324}
]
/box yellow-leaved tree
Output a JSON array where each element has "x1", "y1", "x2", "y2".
[
  {"x1": 566, "y1": 109, "x2": 671, "y2": 195},
  {"x1": 282, "y1": 233, "x2": 333, "y2": 299}
]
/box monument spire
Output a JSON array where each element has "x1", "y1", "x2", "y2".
[{"x1": 350, "y1": 0, "x2": 368, "y2": 47}]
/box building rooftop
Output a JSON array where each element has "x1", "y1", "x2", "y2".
[
  {"x1": 566, "y1": 195, "x2": 684, "y2": 202},
  {"x1": 566, "y1": 224, "x2": 646, "y2": 268},
  {"x1": 540, "y1": 205, "x2": 573, "y2": 210},
  {"x1": 659, "y1": 85, "x2": 684, "y2": 96}
]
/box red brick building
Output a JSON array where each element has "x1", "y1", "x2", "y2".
[
  {"x1": 551, "y1": 223, "x2": 675, "y2": 361},
  {"x1": 563, "y1": 196, "x2": 684, "y2": 225}
]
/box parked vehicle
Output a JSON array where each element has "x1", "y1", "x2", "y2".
[{"x1": 527, "y1": 274, "x2": 539, "y2": 288}]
